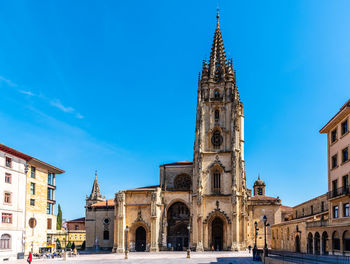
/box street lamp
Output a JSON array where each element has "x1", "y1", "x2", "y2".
[
  {"x1": 125, "y1": 226, "x2": 129, "y2": 259},
  {"x1": 253, "y1": 221, "x2": 259, "y2": 260},
  {"x1": 187, "y1": 224, "x2": 191, "y2": 258},
  {"x1": 263, "y1": 215, "x2": 270, "y2": 257}
]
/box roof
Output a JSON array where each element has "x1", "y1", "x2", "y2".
[
  {"x1": 91, "y1": 198, "x2": 114, "y2": 207},
  {"x1": 0, "y1": 143, "x2": 64, "y2": 173},
  {"x1": 292, "y1": 192, "x2": 327, "y2": 208},
  {"x1": 126, "y1": 185, "x2": 159, "y2": 191},
  {"x1": 29, "y1": 157, "x2": 65, "y2": 174},
  {"x1": 249, "y1": 195, "x2": 279, "y2": 201},
  {"x1": 320, "y1": 99, "x2": 350, "y2": 133},
  {"x1": 66, "y1": 217, "x2": 85, "y2": 223},
  {"x1": 281, "y1": 205, "x2": 293, "y2": 212},
  {"x1": 161, "y1": 161, "x2": 193, "y2": 166},
  {"x1": 0, "y1": 143, "x2": 32, "y2": 161}
]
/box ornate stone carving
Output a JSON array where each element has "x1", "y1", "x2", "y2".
[{"x1": 203, "y1": 208, "x2": 231, "y2": 224}]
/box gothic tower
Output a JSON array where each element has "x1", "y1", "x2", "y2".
[
  {"x1": 86, "y1": 171, "x2": 105, "y2": 207},
  {"x1": 192, "y1": 11, "x2": 248, "y2": 251}
]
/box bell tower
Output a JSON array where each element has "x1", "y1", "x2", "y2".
[{"x1": 192, "y1": 11, "x2": 248, "y2": 251}]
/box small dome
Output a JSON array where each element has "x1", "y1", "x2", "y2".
[{"x1": 254, "y1": 175, "x2": 265, "y2": 186}]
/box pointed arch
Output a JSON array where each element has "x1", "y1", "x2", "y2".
[{"x1": 203, "y1": 209, "x2": 230, "y2": 251}]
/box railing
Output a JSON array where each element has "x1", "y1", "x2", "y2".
[
  {"x1": 210, "y1": 97, "x2": 223, "y2": 102},
  {"x1": 306, "y1": 219, "x2": 329, "y2": 228},
  {"x1": 327, "y1": 185, "x2": 350, "y2": 199},
  {"x1": 213, "y1": 188, "x2": 221, "y2": 194},
  {"x1": 268, "y1": 250, "x2": 350, "y2": 264}
]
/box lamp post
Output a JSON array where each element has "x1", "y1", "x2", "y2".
[
  {"x1": 263, "y1": 215, "x2": 270, "y2": 258},
  {"x1": 253, "y1": 221, "x2": 259, "y2": 260},
  {"x1": 125, "y1": 226, "x2": 129, "y2": 259},
  {"x1": 187, "y1": 224, "x2": 191, "y2": 258}
]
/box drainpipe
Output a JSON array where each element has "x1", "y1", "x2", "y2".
[{"x1": 23, "y1": 162, "x2": 29, "y2": 255}]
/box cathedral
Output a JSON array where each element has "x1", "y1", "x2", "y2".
[{"x1": 85, "y1": 12, "x2": 291, "y2": 252}]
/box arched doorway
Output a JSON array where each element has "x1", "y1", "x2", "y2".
[
  {"x1": 314, "y1": 232, "x2": 320, "y2": 255},
  {"x1": 135, "y1": 226, "x2": 146, "y2": 252},
  {"x1": 211, "y1": 217, "x2": 223, "y2": 251},
  {"x1": 332, "y1": 231, "x2": 340, "y2": 251},
  {"x1": 307, "y1": 233, "x2": 313, "y2": 254},
  {"x1": 343, "y1": 231, "x2": 350, "y2": 252},
  {"x1": 167, "y1": 202, "x2": 190, "y2": 251},
  {"x1": 322, "y1": 231, "x2": 329, "y2": 255},
  {"x1": 295, "y1": 235, "x2": 301, "y2": 253}
]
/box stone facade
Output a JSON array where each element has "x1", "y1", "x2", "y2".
[
  {"x1": 24, "y1": 158, "x2": 64, "y2": 254},
  {"x1": 271, "y1": 99, "x2": 350, "y2": 255},
  {"x1": 0, "y1": 144, "x2": 64, "y2": 259},
  {"x1": 85, "y1": 13, "x2": 290, "y2": 253}
]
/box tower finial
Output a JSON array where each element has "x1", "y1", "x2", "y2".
[
  {"x1": 216, "y1": 7, "x2": 220, "y2": 28},
  {"x1": 258, "y1": 173, "x2": 260, "y2": 180},
  {"x1": 95, "y1": 170, "x2": 97, "y2": 179}
]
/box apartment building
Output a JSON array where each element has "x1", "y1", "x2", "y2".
[
  {"x1": 25, "y1": 158, "x2": 64, "y2": 254},
  {"x1": 0, "y1": 144, "x2": 31, "y2": 261}
]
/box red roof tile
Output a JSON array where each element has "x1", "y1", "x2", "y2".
[
  {"x1": 91, "y1": 199, "x2": 114, "y2": 207},
  {"x1": 126, "y1": 185, "x2": 160, "y2": 191},
  {"x1": 249, "y1": 195, "x2": 279, "y2": 201},
  {"x1": 66, "y1": 217, "x2": 85, "y2": 223},
  {"x1": 161, "y1": 161, "x2": 193, "y2": 166},
  {"x1": 0, "y1": 144, "x2": 32, "y2": 161}
]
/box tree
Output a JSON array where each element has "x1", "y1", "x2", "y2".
[
  {"x1": 57, "y1": 204, "x2": 62, "y2": 230},
  {"x1": 81, "y1": 241, "x2": 86, "y2": 250},
  {"x1": 56, "y1": 238, "x2": 61, "y2": 250},
  {"x1": 66, "y1": 241, "x2": 72, "y2": 249}
]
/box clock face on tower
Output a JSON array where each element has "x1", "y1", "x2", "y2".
[{"x1": 211, "y1": 130, "x2": 223, "y2": 147}]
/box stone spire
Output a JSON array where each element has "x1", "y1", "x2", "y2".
[
  {"x1": 208, "y1": 9, "x2": 228, "y2": 81},
  {"x1": 89, "y1": 171, "x2": 104, "y2": 201}
]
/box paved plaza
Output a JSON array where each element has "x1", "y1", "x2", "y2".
[{"x1": 7, "y1": 251, "x2": 261, "y2": 264}]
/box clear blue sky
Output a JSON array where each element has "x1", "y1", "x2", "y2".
[{"x1": 0, "y1": 0, "x2": 349, "y2": 220}]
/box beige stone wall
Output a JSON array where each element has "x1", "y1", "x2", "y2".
[
  {"x1": 85, "y1": 206, "x2": 114, "y2": 249},
  {"x1": 25, "y1": 162, "x2": 58, "y2": 254},
  {"x1": 248, "y1": 204, "x2": 281, "y2": 249},
  {"x1": 292, "y1": 194, "x2": 328, "y2": 219}
]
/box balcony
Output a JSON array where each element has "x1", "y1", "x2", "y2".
[
  {"x1": 306, "y1": 219, "x2": 329, "y2": 228},
  {"x1": 327, "y1": 185, "x2": 350, "y2": 199}
]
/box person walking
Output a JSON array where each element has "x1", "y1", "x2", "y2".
[
  {"x1": 27, "y1": 252, "x2": 33, "y2": 264},
  {"x1": 248, "y1": 245, "x2": 252, "y2": 253}
]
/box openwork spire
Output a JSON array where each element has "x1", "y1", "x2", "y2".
[
  {"x1": 89, "y1": 171, "x2": 103, "y2": 201},
  {"x1": 208, "y1": 10, "x2": 227, "y2": 81}
]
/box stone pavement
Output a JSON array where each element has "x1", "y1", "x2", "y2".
[{"x1": 6, "y1": 251, "x2": 262, "y2": 264}]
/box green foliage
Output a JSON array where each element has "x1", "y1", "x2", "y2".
[
  {"x1": 66, "y1": 241, "x2": 72, "y2": 249},
  {"x1": 57, "y1": 204, "x2": 62, "y2": 230},
  {"x1": 56, "y1": 238, "x2": 61, "y2": 250},
  {"x1": 81, "y1": 241, "x2": 86, "y2": 250}
]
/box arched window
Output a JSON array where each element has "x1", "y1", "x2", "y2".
[
  {"x1": 214, "y1": 110, "x2": 220, "y2": 121},
  {"x1": 213, "y1": 170, "x2": 221, "y2": 193},
  {"x1": 214, "y1": 90, "x2": 220, "y2": 99},
  {"x1": 103, "y1": 230, "x2": 109, "y2": 240},
  {"x1": 174, "y1": 174, "x2": 191, "y2": 191},
  {"x1": 0, "y1": 234, "x2": 11, "y2": 249}
]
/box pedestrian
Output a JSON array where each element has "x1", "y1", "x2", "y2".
[
  {"x1": 27, "y1": 252, "x2": 32, "y2": 264},
  {"x1": 248, "y1": 245, "x2": 252, "y2": 253}
]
